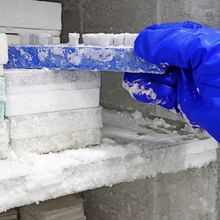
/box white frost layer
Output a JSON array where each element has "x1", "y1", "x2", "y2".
[
  {"x1": 20, "y1": 195, "x2": 86, "y2": 220},
  {"x1": 7, "y1": 34, "x2": 21, "y2": 45},
  {"x1": 10, "y1": 107, "x2": 102, "y2": 139},
  {"x1": 20, "y1": 33, "x2": 35, "y2": 45},
  {"x1": 0, "y1": 65, "x2": 3, "y2": 76},
  {"x1": 0, "y1": 137, "x2": 217, "y2": 212},
  {"x1": 83, "y1": 33, "x2": 114, "y2": 47},
  {"x1": 6, "y1": 89, "x2": 100, "y2": 116},
  {"x1": 1, "y1": 28, "x2": 60, "y2": 39},
  {"x1": 102, "y1": 109, "x2": 182, "y2": 141},
  {"x1": 0, "y1": 109, "x2": 217, "y2": 212},
  {"x1": 113, "y1": 34, "x2": 125, "y2": 46},
  {"x1": 124, "y1": 33, "x2": 138, "y2": 47},
  {"x1": 0, "y1": 120, "x2": 8, "y2": 144},
  {"x1": 9, "y1": 107, "x2": 102, "y2": 139},
  {"x1": 10, "y1": 107, "x2": 102, "y2": 153},
  {"x1": 7, "y1": 34, "x2": 60, "y2": 45},
  {"x1": 82, "y1": 33, "x2": 138, "y2": 47},
  {"x1": 0, "y1": 77, "x2": 5, "y2": 99},
  {"x1": 11, "y1": 128, "x2": 101, "y2": 154},
  {"x1": 0, "y1": 33, "x2": 8, "y2": 64},
  {"x1": 0, "y1": 120, "x2": 9, "y2": 160},
  {"x1": 69, "y1": 33, "x2": 80, "y2": 46},
  {"x1": 34, "y1": 33, "x2": 53, "y2": 45},
  {"x1": 5, "y1": 70, "x2": 100, "y2": 95}
]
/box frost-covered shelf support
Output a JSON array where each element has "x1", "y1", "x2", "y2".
[
  {"x1": 0, "y1": 137, "x2": 217, "y2": 212},
  {"x1": 5, "y1": 45, "x2": 165, "y2": 73}
]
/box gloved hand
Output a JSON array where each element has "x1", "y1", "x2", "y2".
[{"x1": 123, "y1": 21, "x2": 220, "y2": 142}]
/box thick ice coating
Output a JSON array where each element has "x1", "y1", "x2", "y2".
[
  {"x1": 82, "y1": 33, "x2": 138, "y2": 47},
  {"x1": 69, "y1": 33, "x2": 80, "y2": 45}
]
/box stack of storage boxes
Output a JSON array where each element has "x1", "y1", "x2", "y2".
[
  {"x1": 0, "y1": 0, "x2": 100, "y2": 218},
  {"x1": 5, "y1": 69, "x2": 102, "y2": 154},
  {"x1": 0, "y1": 0, "x2": 102, "y2": 155}
]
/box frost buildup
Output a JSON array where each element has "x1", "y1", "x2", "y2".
[
  {"x1": 82, "y1": 33, "x2": 138, "y2": 47},
  {"x1": 68, "y1": 33, "x2": 80, "y2": 46},
  {"x1": 4, "y1": 69, "x2": 102, "y2": 154}
]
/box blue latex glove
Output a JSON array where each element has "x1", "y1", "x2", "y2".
[{"x1": 123, "y1": 21, "x2": 220, "y2": 142}]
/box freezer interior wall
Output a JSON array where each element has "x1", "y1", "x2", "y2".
[
  {"x1": 42, "y1": 1, "x2": 220, "y2": 220},
  {"x1": 43, "y1": 0, "x2": 220, "y2": 122}
]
